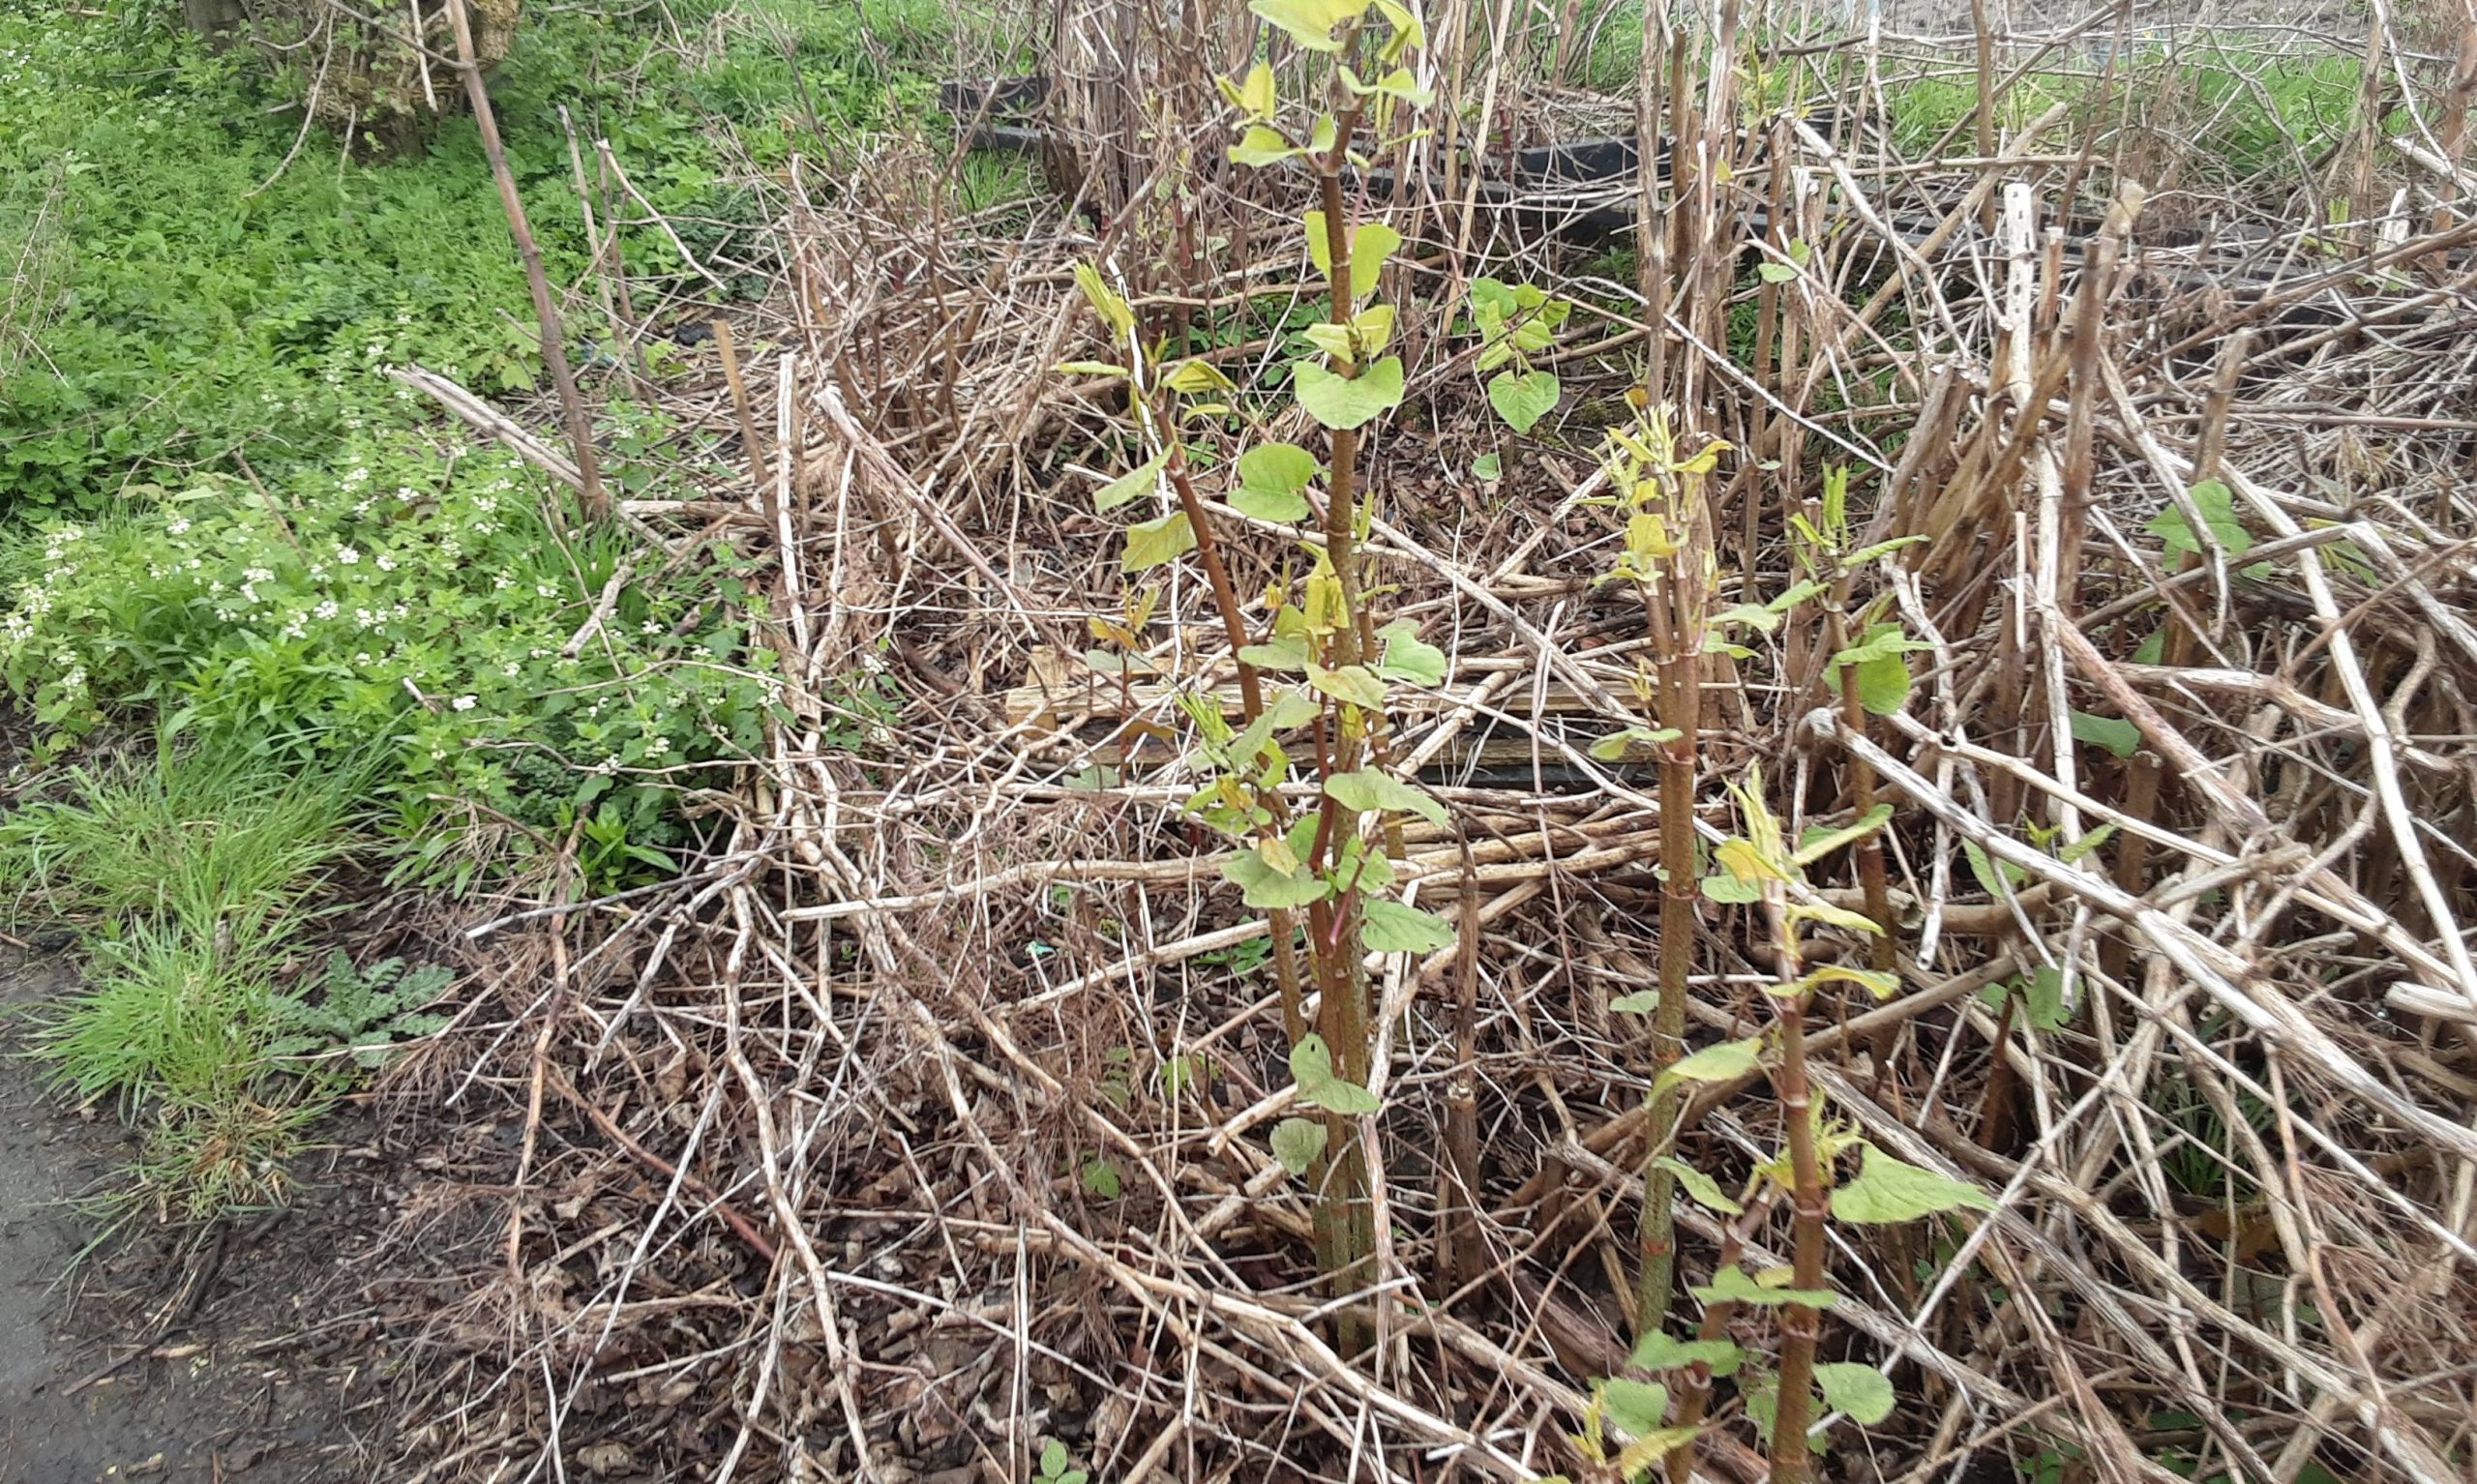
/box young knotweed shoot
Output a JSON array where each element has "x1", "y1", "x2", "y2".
[
  {"x1": 1634, "y1": 772, "x2": 1990, "y2": 1480},
  {"x1": 1772, "y1": 465, "x2": 1931, "y2": 990},
  {"x1": 1466, "y1": 277, "x2": 1573, "y2": 437},
  {"x1": 1065, "y1": 0, "x2": 1447, "y2": 1341},
  {"x1": 1580, "y1": 394, "x2": 1726, "y2": 1338}
]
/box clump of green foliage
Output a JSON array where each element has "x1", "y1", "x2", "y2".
[
  {"x1": 0, "y1": 0, "x2": 954, "y2": 1223},
  {"x1": 2, "y1": 735, "x2": 447, "y2": 1219},
  {"x1": 0, "y1": 438, "x2": 778, "y2": 892},
  {"x1": 1882, "y1": 52, "x2": 2367, "y2": 189},
  {"x1": 0, "y1": 4, "x2": 985, "y2": 890},
  {"x1": 0, "y1": 0, "x2": 951, "y2": 512}
]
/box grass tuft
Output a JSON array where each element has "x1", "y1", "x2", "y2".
[{"x1": 1, "y1": 739, "x2": 357, "y2": 927}]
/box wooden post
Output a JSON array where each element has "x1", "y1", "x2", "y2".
[{"x1": 444, "y1": 0, "x2": 609, "y2": 521}]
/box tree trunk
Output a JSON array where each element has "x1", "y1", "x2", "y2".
[{"x1": 179, "y1": 0, "x2": 246, "y2": 47}]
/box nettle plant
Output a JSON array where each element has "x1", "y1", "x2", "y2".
[
  {"x1": 1064, "y1": 0, "x2": 1446, "y2": 1323},
  {"x1": 1562, "y1": 775, "x2": 1992, "y2": 1484}
]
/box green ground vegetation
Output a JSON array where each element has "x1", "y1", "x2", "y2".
[{"x1": 0, "y1": 0, "x2": 946, "y2": 1215}]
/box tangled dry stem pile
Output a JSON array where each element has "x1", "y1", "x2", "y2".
[{"x1": 389, "y1": 2, "x2": 2477, "y2": 1480}]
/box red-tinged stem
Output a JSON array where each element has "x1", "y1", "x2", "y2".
[
  {"x1": 1665, "y1": 1195, "x2": 1772, "y2": 1484},
  {"x1": 1637, "y1": 569, "x2": 1701, "y2": 1337},
  {"x1": 1765, "y1": 892, "x2": 1830, "y2": 1482},
  {"x1": 1161, "y1": 433, "x2": 1265, "y2": 722},
  {"x1": 1286, "y1": 101, "x2": 1379, "y2": 1350}
]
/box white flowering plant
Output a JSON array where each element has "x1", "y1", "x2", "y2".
[{"x1": 0, "y1": 428, "x2": 783, "y2": 893}]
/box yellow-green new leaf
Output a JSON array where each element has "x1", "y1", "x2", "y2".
[
  {"x1": 1787, "y1": 898, "x2": 1886, "y2": 936},
  {"x1": 1369, "y1": 0, "x2": 1424, "y2": 47},
  {"x1": 1831, "y1": 1143, "x2": 1995, "y2": 1224},
  {"x1": 1163, "y1": 358, "x2": 1236, "y2": 395},
  {"x1": 1691, "y1": 1263, "x2": 1836, "y2": 1309},
  {"x1": 1230, "y1": 124, "x2": 1300, "y2": 166},
  {"x1": 1349, "y1": 222, "x2": 1402, "y2": 300},
  {"x1": 1588, "y1": 726, "x2": 1680, "y2": 761},
  {"x1": 1716, "y1": 836, "x2": 1784, "y2": 886},
  {"x1": 1121, "y1": 510, "x2": 1196, "y2": 571},
  {"x1": 1230, "y1": 441, "x2": 1317, "y2": 521},
  {"x1": 1072, "y1": 262, "x2": 1134, "y2": 338},
  {"x1": 1597, "y1": 1380, "x2": 1670, "y2": 1439},
  {"x1": 1222, "y1": 849, "x2": 1329, "y2": 909},
  {"x1": 1325, "y1": 768, "x2": 1447, "y2": 825},
  {"x1": 1269, "y1": 1115, "x2": 1327, "y2": 1174},
  {"x1": 1342, "y1": 63, "x2": 1434, "y2": 105},
  {"x1": 1615, "y1": 1428, "x2": 1702, "y2": 1475},
  {"x1": 1656, "y1": 1155, "x2": 1745, "y2": 1214},
  {"x1": 1790, "y1": 964, "x2": 1901, "y2": 1000},
  {"x1": 1250, "y1": 0, "x2": 1363, "y2": 50},
  {"x1": 1813, "y1": 1364, "x2": 1895, "y2": 1426},
  {"x1": 1220, "y1": 61, "x2": 1277, "y2": 117},
  {"x1": 1296, "y1": 356, "x2": 1406, "y2": 430},
  {"x1": 1360, "y1": 897, "x2": 1454, "y2": 952},
  {"x1": 1373, "y1": 618, "x2": 1446, "y2": 685},
  {"x1": 1790, "y1": 803, "x2": 1894, "y2": 867},
  {"x1": 1290, "y1": 1032, "x2": 1382, "y2": 1113},
  {"x1": 2070, "y1": 710, "x2": 2141, "y2": 759},
  {"x1": 2149, "y1": 477, "x2": 2252, "y2": 562},
  {"x1": 1629, "y1": 1333, "x2": 1744, "y2": 1376},
  {"x1": 1656, "y1": 1035, "x2": 1762, "y2": 1089},
  {"x1": 1091, "y1": 453, "x2": 1168, "y2": 514},
  {"x1": 1305, "y1": 661, "x2": 1388, "y2": 708},
  {"x1": 1486, "y1": 370, "x2": 1561, "y2": 434},
  {"x1": 1303, "y1": 305, "x2": 1396, "y2": 360},
  {"x1": 1239, "y1": 633, "x2": 1311, "y2": 672},
  {"x1": 1303, "y1": 216, "x2": 1405, "y2": 303}
]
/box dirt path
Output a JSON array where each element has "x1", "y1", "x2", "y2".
[{"x1": 0, "y1": 951, "x2": 387, "y2": 1483}]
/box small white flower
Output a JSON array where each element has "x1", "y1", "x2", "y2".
[
  {"x1": 337, "y1": 547, "x2": 360, "y2": 565},
  {"x1": 375, "y1": 553, "x2": 397, "y2": 572},
  {"x1": 451, "y1": 694, "x2": 477, "y2": 711}
]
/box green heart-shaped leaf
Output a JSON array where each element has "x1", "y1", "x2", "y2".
[
  {"x1": 1295, "y1": 356, "x2": 1405, "y2": 430},
  {"x1": 1485, "y1": 369, "x2": 1560, "y2": 433}
]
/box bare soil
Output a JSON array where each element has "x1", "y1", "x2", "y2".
[{"x1": 0, "y1": 949, "x2": 403, "y2": 1483}]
